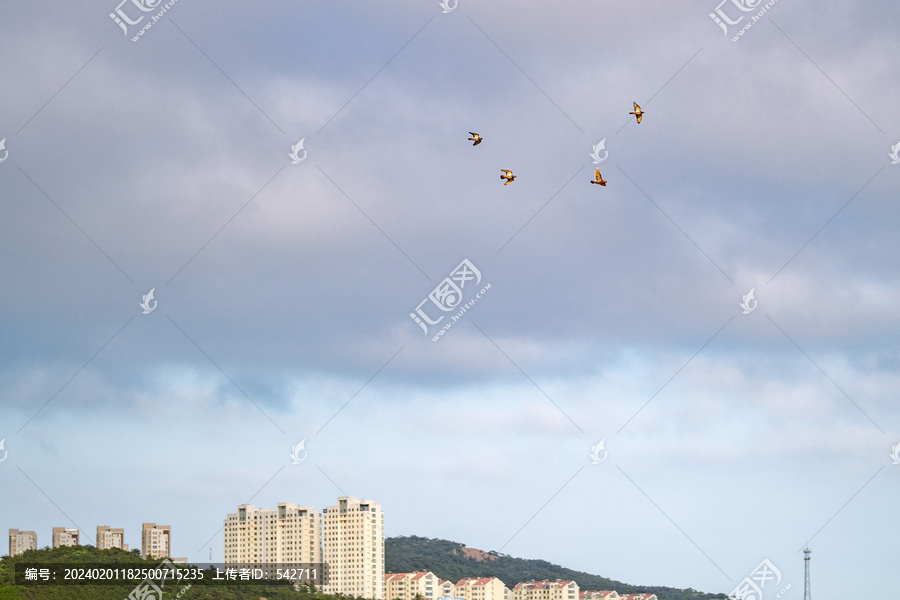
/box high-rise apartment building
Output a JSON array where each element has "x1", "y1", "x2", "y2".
[
  {"x1": 51, "y1": 527, "x2": 79, "y2": 548},
  {"x1": 455, "y1": 578, "x2": 509, "y2": 600},
  {"x1": 96, "y1": 526, "x2": 128, "y2": 551},
  {"x1": 385, "y1": 572, "x2": 442, "y2": 600},
  {"x1": 8, "y1": 529, "x2": 38, "y2": 556},
  {"x1": 512, "y1": 580, "x2": 579, "y2": 600},
  {"x1": 141, "y1": 523, "x2": 170, "y2": 559},
  {"x1": 322, "y1": 496, "x2": 384, "y2": 600},
  {"x1": 223, "y1": 503, "x2": 322, "y2": 565}
]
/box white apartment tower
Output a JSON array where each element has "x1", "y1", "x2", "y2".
[
  {"x1": 322, "y1": 496, "x2": 384, "y2": 600},
  {"x1": 8, "y1": 529, "x2": 38, "y2": 556},
  {"x1": 51, "y1": 527, "x2": 79, "y2": 548},
  {"x1": 223, "y1": 503, "x2": 322, "y2": 565},
  {"x1": 96, "y1": 526, "x2": 128, "y2": 551},
  {"x1": 141, "y1": 523, "x2": 170, "y2": 559}
]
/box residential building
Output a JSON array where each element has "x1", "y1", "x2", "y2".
[
  {"x1": 51, "y1": 527, "x2": 79, "y2": 548},
  {"x1": 512, "y1": 580, "x2": 579, "y2": 600},
  {"x1": 223, "y1": 503, "x2": 322, "y2": 565},
  {"x1": 96, "y1": 526, "x2": 128, "y2": 551},
  {"x1": 455, "y1": 577, "x2": 509, "y2": 600},
  {"x1": 581, "y1": 593, "x2": 620, "y2": 600},
  {"x1": 385, "y1": 572, "x2": 442, "y2": 600},
  {"x1": 141, "y1": 523, "x2": 170, "y2": 559},
  {"x1": 322, "y1": 496, "x2": 384, "y2": 600},
  {"x1": 439, "y1": 579, "x2": 457, "y2": 598},
  {"x1": 8, "y1": 529, "x2": 37, "y2": 556},
  {"x1": 582, "y1": 593, "x2": 653, "y2": 600}
]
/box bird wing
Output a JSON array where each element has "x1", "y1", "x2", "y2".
[
  {"x1": 501, "y1": 170, "x2": 512, "y2": 176},
  {"x1": 595, "y1": 168, "x2": 600, "y2": 180},
  {"x1": 469, "y1": 132, "x2": 477, "y2": 137},
  {"x1": 633, "y1": 102, "x2": 641, "y2": 112},
  {"x1": 635, "y1": 113, "x2": 642, "y2": 124}
]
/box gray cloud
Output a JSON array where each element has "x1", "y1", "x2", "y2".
[{"x1": 1, "y1": 0, "x2": 899, "y2": 595}]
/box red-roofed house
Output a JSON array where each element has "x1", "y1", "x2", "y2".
[
  {"x1": 385, "y1": 572, "x2": 442, "y2": 600},
  {"x1": 581, "y1": 592, "x2": 620, "y2": 600},
  {"x1": 512, "y1": 580, "x2": 579, "y2": 600},
  {"x1": 439, "y1": 579, "x2": 458, "y2": 598},
  {"x1": 455, "y1": 577, "x2": 509, "y2": 600}
]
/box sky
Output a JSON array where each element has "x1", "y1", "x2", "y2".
[{"x1": 1, "y1": 0, "x2": 899, "y2": 596}]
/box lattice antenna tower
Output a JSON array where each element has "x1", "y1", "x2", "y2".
[{"x1": 803, "y1": 547, "x2": 811, "y2": 600}]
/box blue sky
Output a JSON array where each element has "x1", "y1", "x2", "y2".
[{"x1": 1, "y1": 0, "x2": 899, "y2": 596}]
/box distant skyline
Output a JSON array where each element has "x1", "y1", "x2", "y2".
[{"x1": 2, "y1": 0, "x2": 899, "y2": 597}]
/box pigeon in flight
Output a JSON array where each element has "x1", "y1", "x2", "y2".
[
  {"x1": 629, "y1": 102, "x2": 644, "y2": 124},
  {"x1": 590, "y1": 169, "x2": 607, "y2": 186}
]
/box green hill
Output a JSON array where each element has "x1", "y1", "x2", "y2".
[{"x1": 385, "y1": 536, "x2": 726, "y2": 600}]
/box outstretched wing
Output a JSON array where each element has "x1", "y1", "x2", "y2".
[
  {"x1": 633, "y1": 102, "x2": 641, "y2": 112},
  {"x1": 595, "y1": 168, "x2": 600, "y2": 180},
  {"x1": 635, "y1": 113, "x2": 642, "y2": 124},
  {"x1": 501, "y1": 169, "x2": 512, "y2": 176}
]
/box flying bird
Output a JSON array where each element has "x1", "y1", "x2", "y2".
[
  {"x1": 629, "y1": 102, "x2": 644, "y2": 124},
  {"x1": 468, "y1": 132, "x2": 483, "y2": 146},
  {"x1": 500, "y1": 169, "x2": 516, "y2": 185},
  {"x1": 590, "y1": 168, "x2": 607, "y2": 186}
]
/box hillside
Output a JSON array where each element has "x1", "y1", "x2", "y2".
[{"x1": 385, "y1": 536, "x2": 727, "y2": 600}]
